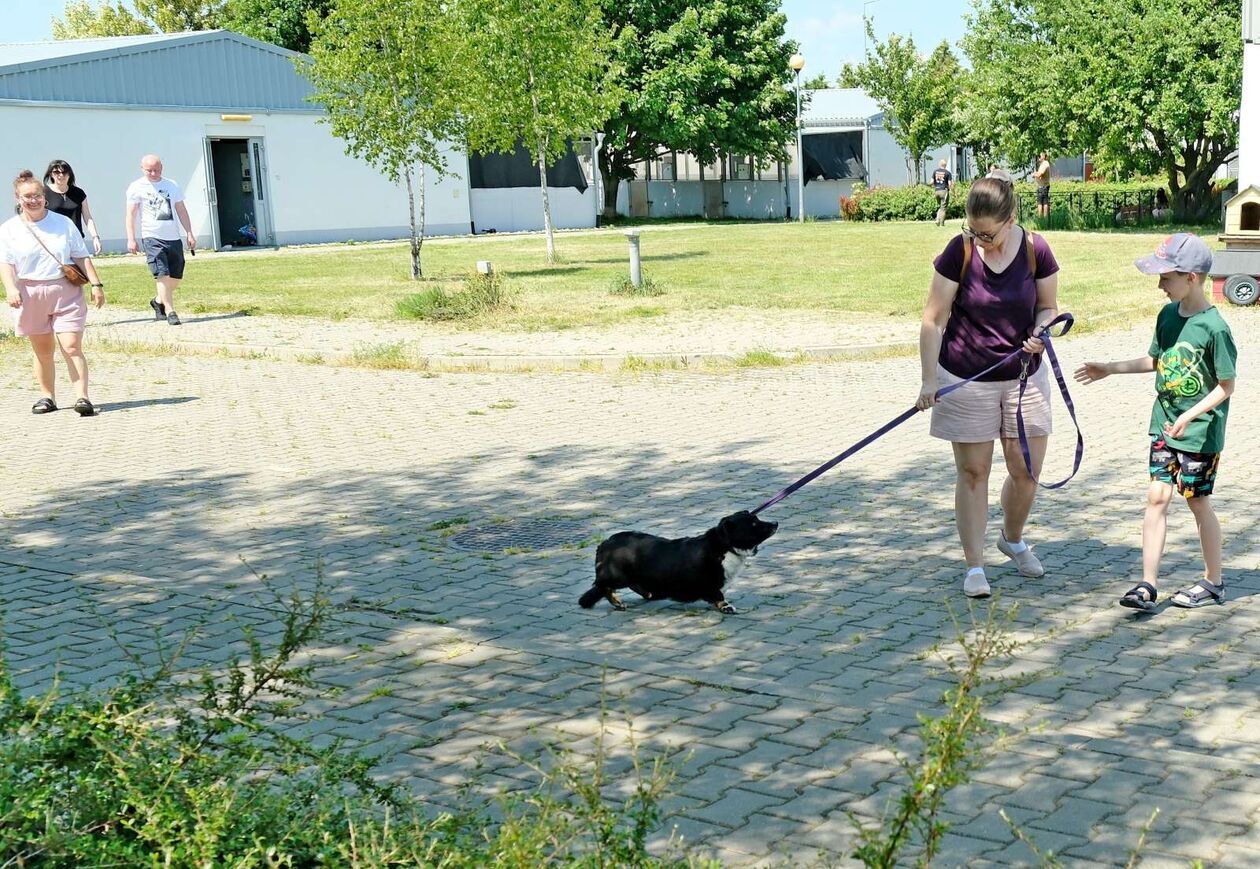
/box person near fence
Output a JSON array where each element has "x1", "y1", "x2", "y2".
[
  {"x1": 1074, "y1": 233, "x2": 1236, "y2": 611},
  {"x1": 1152, "y1": 188, "x2": 1171, "y2": 220},
  {"x1": 1033, "y1": 152, "x2": 1052, "y2": 219},
  {"x1": 916, "y1": 176, "x2": 1062, "y2": 598},
  {"x1": 125, "y1": 154, "x2": 194, "y2": 326},
  {"x1": 43, "y1": 159, "x2": 102, "y2": 255},
  {"x1": 932, "y1": 159, "x2": 954, "y2": 227},
  {"x1": 0, "y1": 169, "x2": 105, "y2": 416}
]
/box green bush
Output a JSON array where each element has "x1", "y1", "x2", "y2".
[
  {"x1": 851, "y1": 184, "x2": 940, "y2": 222},
  {"x1": 848, "y1": 179, "x2": 1174, "y2": 225},
  {"x1": 396, "y1": 270, "x2": 512, "y2": 321},
  {"x1": 608, "y1": 272, "x2": 665, "y2": 297},
  {"x1": 0, "y1": 581, "x2": 701, "y2": 867}
]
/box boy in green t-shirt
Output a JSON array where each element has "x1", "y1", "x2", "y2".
[{"x1": 1075, "y1": 233, "x2": 1237, "y2": 610}]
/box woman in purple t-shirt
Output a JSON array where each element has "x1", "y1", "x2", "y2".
[{"x1": 914, "y1": 177, "x2": 1063, "y2": 598}]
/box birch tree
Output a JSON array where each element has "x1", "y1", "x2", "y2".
[
  {"x1": 458, "y1": 0, "x2": 618, "y2": 262},
  {"x1": 304, "y1": 0, "x2": 462, "y2": 278}
]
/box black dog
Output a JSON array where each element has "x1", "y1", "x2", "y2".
[{"x1": 578, "y1": 511, "x2": 778, "y2": 614}]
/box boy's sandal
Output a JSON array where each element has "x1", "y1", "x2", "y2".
[
  {"x1": 1170, "y1": 579, "x2": 1225, "y2": 609},
  {"x1": 1119, "y1": 582, "x2": 1158, "y2": 612},
  {"x1": 31, "y1": 397, "x2": 57, "y2": 414}
]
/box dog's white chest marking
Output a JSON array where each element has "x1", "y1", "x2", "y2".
[{"x1": 723, "y1": 548, "x2": 753, "y2": 582}]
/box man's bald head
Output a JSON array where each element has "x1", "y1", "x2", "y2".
[{"x1": 141, "y1": 154, "x2": 163, "y2": 180}]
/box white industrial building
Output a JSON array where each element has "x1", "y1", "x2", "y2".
[
  {"x1": 0, "y1": 30, "x2": 599, "y2": 251},
  {"x1": 615, "y1": 88, "x2": 964, "y2": 220}
]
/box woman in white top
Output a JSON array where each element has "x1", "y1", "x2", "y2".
[{"x1": 0, "y1": 169, "x2": 105, "y2": 415}]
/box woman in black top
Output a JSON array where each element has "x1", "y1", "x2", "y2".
[{"x1": 43, "y1": 159, "x2": 102, "y2": 254}]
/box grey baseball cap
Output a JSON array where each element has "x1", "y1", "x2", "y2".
[{"x1": 1135, "y1": 233, "x2": 1214, "y2": 274}]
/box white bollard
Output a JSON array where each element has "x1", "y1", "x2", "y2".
[{"x1": 625, "y1": 230, "x2": 642, "y2": 288}]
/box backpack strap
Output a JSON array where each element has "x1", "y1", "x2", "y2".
[{"x1": 959, "y1": 228, "x2": 1038, "y2": 284}]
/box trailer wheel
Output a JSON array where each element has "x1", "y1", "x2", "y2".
[{"x1": 1223, "y1": 274, "x2": 1260, "y2": 306}]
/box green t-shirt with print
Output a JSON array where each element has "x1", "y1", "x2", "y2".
[{"x1": 1147, "y1": 303, "x2": 1237, "y2": 453}]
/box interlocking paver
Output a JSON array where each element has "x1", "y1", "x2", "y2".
[{"x1": 2, "y1": 306, "x2": 1258, "y2": 865}]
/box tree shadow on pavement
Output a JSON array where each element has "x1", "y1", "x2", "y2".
[{"x1": 1, "y1": 425, "x2": 1256, "y2": 865}]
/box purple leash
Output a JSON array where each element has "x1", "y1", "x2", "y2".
[{"x1": 751, "y1": 313, "x2": 1082, "y2": 515}]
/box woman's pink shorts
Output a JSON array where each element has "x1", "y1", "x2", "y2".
[
  {"x1": 12, "y1": 278, "x2": 87, "y2": 337},
  {"x1": 930, "y1": 361, "x2": 1054, "y2": 443}
]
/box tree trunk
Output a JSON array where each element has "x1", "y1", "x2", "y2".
[
  {"x1": 404, "y1": 166, "x2": 423, "y2": 279},
  {"x1": 538, "y1": 143, "x2": 556, "y2": 263},
  {"x1": 600, "y1": 163, "x2": 620, "y2": 221}
]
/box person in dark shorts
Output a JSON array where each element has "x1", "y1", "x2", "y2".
[
  {"x1": 1033, "y1": 152, "x2": 1051, "y2": 219},
  {"x1": 931, "y1": 159, "x2": 953, "y2": 226},
  {"x1": 1075, "y1": 233, "x2": 1237, "y2": 611},
  {"x1": 125, "y1": 154, "x2": 195, "y2": 325}
]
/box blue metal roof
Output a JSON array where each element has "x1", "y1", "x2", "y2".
[{"x1": 0, "y1": 30, "x2": 316, "y2": 112}]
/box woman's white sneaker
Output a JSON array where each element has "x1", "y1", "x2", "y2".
[
  {"x1": 997, "y1": 534, "x2": 1044, "y2": 577},
  {"x1": 963, "y1": 567, "x2": 991, "y2": 598}
]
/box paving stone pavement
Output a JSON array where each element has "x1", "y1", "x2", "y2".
[{"x1": 2, "y1": 306, "x2": 1259, "y2": 866}]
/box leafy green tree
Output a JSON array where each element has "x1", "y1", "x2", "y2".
[
  {"x1": 305, "y1": 0, "x2": 463, "y2": 278},
  {"x1": 597, "y1": 0, "x2": 798, "y2": 219},
  {"x1": 458, "y1": 0, "x2": 618, "y2": 262},
  {"x1": 803, "y1": 73, "x2": 830, "y2": 90},
  {"x1": 840, "y1": 21, "x2": 961, "y2": 183},
  {"x1": 53, "y1": 1, "x2": 157, "y2": 36},
  {"x1": 222, "y1": 0, "x2": 332, "y2": 52},
  {"x1": 53, "y1": 0, "x2": 226, "y2": 37},
  {"x1": 963, "y1": 0, "x2": 1240, "y2": 218}
]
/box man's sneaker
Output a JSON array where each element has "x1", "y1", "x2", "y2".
[
  {"x1": 997, "y1": 534, "x2": 1044, "y2": 577},
  {"x1": 963, "y1": 569, "x2": 991, "y2": 598},
  {"x1": 166, "y1": 311, "x2": 182, "y2": 326},
  {"x1": 149, "y1": 298, "x2": 166, "y2": 320}
]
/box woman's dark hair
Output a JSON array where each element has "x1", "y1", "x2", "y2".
[
  {"x1": 43, "y1": 159, "x2": 76, "y2": 186},
  {"x1": 967, "y1": 176, "x2": 1016, "y2": 223},
  {"x1": 13, "y1": 169, "x2": 39, "y2": 192},
  {"x1": 1155, "y1": 188, "x2": 1169, "y2": 207}
]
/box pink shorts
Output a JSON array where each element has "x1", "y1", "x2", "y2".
[
  {"x1": 930, "y1": 361, "x2": 1054, "y2": 443},
  {"x1": 12, "y1": 278, "x2": 87, "y2": 337}
]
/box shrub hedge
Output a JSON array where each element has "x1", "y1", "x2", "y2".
[{"x1": 849, "y1": 179, "x2": 1175, "y2": 224}]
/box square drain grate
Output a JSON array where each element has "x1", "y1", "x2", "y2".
[{"x1": 446, "y1": 518, "x2": 597, "y2": 552}]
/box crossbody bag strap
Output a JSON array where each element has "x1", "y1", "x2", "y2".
[
  {"x1": 960, "y1": 234, "x2": 971, "y2": 281},
  {"x1": 1025, "y1": 229, "x2": 1038, "y2": 278},
  {"x1": 21, "y1": 217, "x2": 67, "y2": 266}
]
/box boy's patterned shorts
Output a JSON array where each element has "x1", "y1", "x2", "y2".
[{"x1": 1149, "y1": 436, "x2": 1220, "y2": 498}]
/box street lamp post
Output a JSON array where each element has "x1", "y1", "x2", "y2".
[
  {"x1": 863, "y1": 0, "x2": 882, "y2": 56},
  {"x1": 789, "y1": 53, "x2": 805, "y2": 223}
]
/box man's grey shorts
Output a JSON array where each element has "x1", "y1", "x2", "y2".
[{"x1": 143, "y1": 237, "x2": 185, "y2": 279}]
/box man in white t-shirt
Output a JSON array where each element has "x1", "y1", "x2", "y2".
[{"x1": 125, "y1": 154, "x2": 195, "y2": 325}]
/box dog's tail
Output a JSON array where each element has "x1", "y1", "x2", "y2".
[{"x1": 578, "y1": 587, "x2": 603, "y2": 609}]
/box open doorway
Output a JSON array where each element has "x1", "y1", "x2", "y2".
[{"x1": 205, "y1": 137, "x2": 274, "y2": 249}]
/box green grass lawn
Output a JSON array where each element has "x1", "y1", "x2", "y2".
[{"x1": 91, "y1": 221, "x2": 1189, "y2": 332}]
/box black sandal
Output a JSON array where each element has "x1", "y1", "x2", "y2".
[
  {"x1": 1119, "y1": 582, "x2": 1158, "y2": 612},
  {"x1": 73, "y1": 398, "x2": 96, "y2": 417},
  {"x1": 31, "y1": 397, "x2": 57, "y2": 415},
  {"x1": 1170, "y1": 579, "x2": 1225, "y2": 609}
]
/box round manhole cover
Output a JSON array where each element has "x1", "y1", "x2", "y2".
[{"x1": 446, "y1": 518, "x2": 597, "y2": 552}]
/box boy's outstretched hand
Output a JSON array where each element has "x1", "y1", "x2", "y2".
[{"x1": 1074, "y1": 362, "x2": 1109, "y2": 384}]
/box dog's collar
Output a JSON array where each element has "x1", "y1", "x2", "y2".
[{"x1": 732, "y1": 546, "x2": 757, "y2": 557}]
